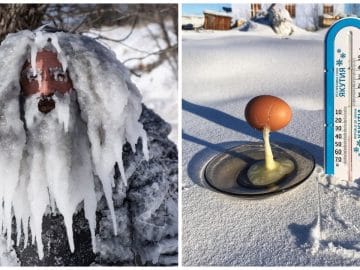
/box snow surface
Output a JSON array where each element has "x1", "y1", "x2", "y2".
[
  {"x1": 182, "y1": 16, "x2": 205, "y2": 29},
  {"x1": 0, "y1": 237, "x2": 19, "y2": 266},
  {"x1": 182, "y1": 26, "x2": 360, "y2": 265},
  {"x1": 0, "y1": 29, "x2": 148, "y2": 260},
  {"x1": 203, "y1": 10, "x2": 232, "y2": 18}
]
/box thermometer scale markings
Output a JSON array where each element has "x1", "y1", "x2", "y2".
[{"x1": 348, "y1": 30, "x2": 352, "y2": 183}]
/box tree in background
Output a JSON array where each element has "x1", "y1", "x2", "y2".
[
  {"x1": 0, "y1": 4, "x2": 178, "y2": 77},
  {"x1": 0, "y1": 4, "x2": 48, "y2": 41}
]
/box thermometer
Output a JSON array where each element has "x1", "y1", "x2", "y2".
[{"x1": 325, "y1": 17, "x2": 360, "y2": 181}]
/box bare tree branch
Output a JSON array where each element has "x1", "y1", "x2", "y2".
[
  {"x1": 0, "y1": 4, "x2": 48, "y2": 41},
  {"x1": 91, "y1": 15, "x2": 138, "y2": 43},
  {"x1": 123, "y1": 44, "x2": 178, "y2": 65}
]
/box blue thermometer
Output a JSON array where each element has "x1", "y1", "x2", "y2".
[{"x1": 325, "y1": 17, "x2": 360, "y2": 181}]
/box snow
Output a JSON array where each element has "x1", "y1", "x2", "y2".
[
  {"x1": 0, "y1": 29, "x2": 148, "y2": 261},
  {"x1": 182, "y1": 26, "x2": 360, "y2": 265},
  {"x1": 182, "y1": 20, "x2": 322, "y2": 41},
  {"x1": 203, "y1": 10, "x2": 232, "y2": 18},
  {"x1": 182, "y1": 16, "x2": 205, "y2": 29},
  {"x1": 87, "y1": 22, "x2": 178, "y2": 145},
  {"x1": 30, "y1": 31, "x2": 68, "y2": 76},
  {"x1": 0, "y1": 237, "x2": 19, "y2": 266}
]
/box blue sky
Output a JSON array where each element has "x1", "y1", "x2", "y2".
[{"x1": 182, "y1": 4, "x2": 231, "y2": 16}]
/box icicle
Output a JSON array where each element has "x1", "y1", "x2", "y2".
[
  {"x1": 25, "y1": 128, "x2": 52, "y2": 259},
  {"x1": 54, "y1": 91, "x2": 71, "y2": 132},
  {"x1": 141, "y1": 129, "x2": 149, "y2": 161},
  {"x1": 30, "y1": 219, "x2": 35, "y2": 246},
  {"x1": 16, "y1": 218, "x2": 21, "y2": 246},
  {"x1": 34, "y1": 217, "x2": 44, "y2": 259},
  {"x1": 49, "y1": 193, "x2": 56, "y2": 213},
  {"x1": 0, "y1": 201, "x2": 2, "y2": 231},
  {"x1": 13, "y1": 174, "x2": 31, "y2": 248},
  {"x1": 84, "y1": 195, "x2": 97, "y2": 252},
  {"x1": 42, "y1": 119, "x2": 74, "y2": 252},
  {"x1": 0, "y1": 29, "x2": 149, "y2": 260},
  {"x1": 98, "y1": 171, "x2": 118, "y2": 236},
  {"x1": 24, "y1": 220, "x2": 29, "y2": 248},
  {"x1": 114, "y1": 137, "x2": 127, "y2": 186},
  {"x1": 49, "y1": 34, "x2": 68, "y2": 73},
  {"x1": 30, "y1": 43, "x2": 38, "y2": 77},
  {"x1": 4, "y1": 200, "x2": 12, "y2": 249},
  {"x1": 0, "y1": 115, "x2": 26, "y2": 251},
  {"x1": 24, "y1": 93, "x2": 40, "y2": 127},
  {"x1": 63, "y1": 214, "x2": 75, "y2": 252}
]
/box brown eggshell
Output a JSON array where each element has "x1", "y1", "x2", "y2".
[{"x1": 245, "y1": 95, "x2": 292, "y2": 131}]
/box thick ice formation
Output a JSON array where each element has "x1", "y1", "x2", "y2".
[{"x1": 0, "y1": 29, "x2": 148, "y2": 259}]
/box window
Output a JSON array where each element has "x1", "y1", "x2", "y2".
[
  {"x1": 285, "y1": 4, "x2": 296, "y2": 18},
  {"x1": 323, "y1": 4, "x2": 334, "y2": 15},
  {"x1": 250, "y1": 4, "x2": 261, "y2": 18}
]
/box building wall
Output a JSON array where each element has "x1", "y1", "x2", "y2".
[
  {"x1": 204, "y1": 14, "x2": 231, "y2": 30},
  {"x1": 344, "y1": 4, "x2": 360, "y2": 16},
  {"x1": 295, "y1": 4, "x2": 345, "y2": 29}
]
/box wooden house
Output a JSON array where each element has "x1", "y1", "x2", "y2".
[{"x1": 203, "y1": 10, "x2": 232, "y2": 30}]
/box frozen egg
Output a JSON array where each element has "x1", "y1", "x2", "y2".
[{"x1": 245, "y1": 95, "x2": 292, "y2": 131}]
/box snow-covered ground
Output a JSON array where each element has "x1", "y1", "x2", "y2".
[
  {"x1": 182, "y1": 23, "x2": 360, "y2": 266},
  {"x1": 88, "y1": 22, "x2": 178, "y2": 144}
]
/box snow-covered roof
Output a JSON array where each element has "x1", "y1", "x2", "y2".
[{"x1": 203, "y1": 10, "x2": 232, "y2": 18}]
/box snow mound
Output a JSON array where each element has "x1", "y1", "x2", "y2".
[
  {"x1": 237, "y1": 21, "x2": 275, "y2": 35},
  {"x1": 0, "y1": 29, "x2": 148, "y2": 259},
  {"x1": 267, "y1": 6, "x2": 294, "y2": 36},
  {"x1": 182, "y1": 16, "x2": 205, "y2": 29}
]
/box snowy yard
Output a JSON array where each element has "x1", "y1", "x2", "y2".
[{"x1": 182, "y1": 24, "x2": 360, "y2": 266}]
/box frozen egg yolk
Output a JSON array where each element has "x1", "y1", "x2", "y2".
[{"x1": 245, "y1": 95, "x2": 292, "y2": 131}]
